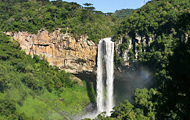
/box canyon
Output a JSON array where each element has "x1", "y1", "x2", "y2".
[{"x1": 4, "y1": 29, "x2": 154, "y2": 81}]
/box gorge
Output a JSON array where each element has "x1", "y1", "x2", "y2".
[
  {"x1": 1, "y1": 0, "x2": 190, "y2": 119},
  {"x1": 5, "y1": 30, "x2": 154, "y2": 119}
]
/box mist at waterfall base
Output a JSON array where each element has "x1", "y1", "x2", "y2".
[
  {"x1": 114, "y1": 65, "x2": 154, "y2": 104},
  {"x1": 77, "y1": 39, "x2": 154, "y2": 120}
]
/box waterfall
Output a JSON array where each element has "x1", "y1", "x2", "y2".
[
  {"x1": 96, "y1": 37, "x2": 114, "y2": 116},
  {"x1": 97, "y1": 40, "x2": 104, "y2": 113},
  {"x1": 105, "y1": 38, "x2": 114, "y2": 116}
]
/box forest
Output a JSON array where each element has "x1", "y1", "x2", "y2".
[
  {"x1": 0, "y1": 32, "x2": 97, "y2": 119},
  {"x1": 0, "y1": 0, "x2": 190, "y2": 119},
  {"x1": 97, "y1": 0, "x2": 190, "y2": 119},
  {"x1": 111, "y1": 9, "x2": 134, "y2": 20},
  {"x1": 0, "y1": 0, "x2": 117, "y2": 43}
]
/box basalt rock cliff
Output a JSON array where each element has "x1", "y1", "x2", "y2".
[{"x1": 5, "y1": 29, "x2": 97, "y2": 73}]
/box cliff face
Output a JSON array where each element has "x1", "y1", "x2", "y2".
[
  {"x1": 5, "y1": 29, "x2": 97, "y2": 73},
  {"x1": 115, "y1": 35, "x2": 154, "y2": 66}
]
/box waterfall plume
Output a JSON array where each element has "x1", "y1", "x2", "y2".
[{"x1": 96, "y1": 37, "x2": 114, "y2": 116}]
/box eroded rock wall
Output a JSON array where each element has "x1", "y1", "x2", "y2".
[
  {"x1": 5, "y1": 29, "x2": 97, "y2": 73},
  {"x1": 115, "y1": 34, "x2": 153, "y2": 66}
]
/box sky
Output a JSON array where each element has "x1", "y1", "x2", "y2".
[{"x1": 53, "y1": 0, "x2": 150, "y2": 13}]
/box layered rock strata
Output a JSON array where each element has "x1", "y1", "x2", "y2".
[{"x1": 5, "y1": 29, "x2": 97, "y2": 73}]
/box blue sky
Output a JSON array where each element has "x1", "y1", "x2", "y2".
[{"x1": 53, "y1": 0, "x2": 150, "y2": 13}]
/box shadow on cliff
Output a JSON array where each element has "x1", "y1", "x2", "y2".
[
  {"x1": 114, "y1": 63, "x2": 155, "y2": 104},
  {"x1": 74, "y1": 71, "x2": 97, "y2": 109},
  {"x1": 74, "y1": 63, "x2": 155, "y2": 111}
]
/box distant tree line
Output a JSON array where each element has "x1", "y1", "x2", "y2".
[{"x1": 0, "y1": 0, "x2": 117, "y2": 43}]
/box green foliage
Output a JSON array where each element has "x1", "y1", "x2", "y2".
[
  {"x1": 128, "y1": 49, "x2": 135, "y2": 62},
  {"x1": 162, "y1": 40, "x2": 190, "y2": 119},
  {"x1": 107, "y1": 1, "x2": 190, "y2": 120},
  {"x1": 0, "y1": 33, "x2": 92, "y2": 119},
  {"x1": 114, "y1": 0, "x2": 190, "y2": 46},
  {"x1": 0, "y1": 97, "x2": 31, "y2": 120},
  {"x1": 0, "y1": 0, "x2": 116, "y2": 43},
  {"x1": 111, "y1": 88, "x2": 157, "y2": 120},
  {"x1": 114, "y1": 52, "x2": 124, "y2": 64},
  {"x1": 112, "y1": 9, "x2": 134, "y2": 19}
]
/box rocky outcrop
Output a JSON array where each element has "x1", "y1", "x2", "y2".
[
  {"x1": 5, "y1": 29, "x2": 97, "y2": 73},
  {"x1": 115, "y1": 34, "x2": 153, "y2": 66}
]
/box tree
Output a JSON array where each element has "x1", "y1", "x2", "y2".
[
  {"x1": 165, "y1": 41, "x2": 190, "y2": 119},
  {"x1": 83, "y1": 3, "x2": 95, "y2": 11}
]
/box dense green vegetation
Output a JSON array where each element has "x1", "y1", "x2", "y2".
[
  {"x1": 1, "y1": 0, "x2": 190, "y2": 119},
  {"x1": 111, "y1": 9, "x2": 134, "y2": 20},
  {"x1": 113, "y1": 0, "x2": 190, "y2": 41},
  {"x1": 95, "y1": 0, "x2": 190, "y2": 119},
  {"x1": 0, "y1": 33, "x2": 95, "y2": 119},
  {"x1": 0, "y1": 0, "x2": 116, "y2": 43},
  {"x1": 113, "y1": 0, "x2": 190, "y2": 63},
  {"x1": 103, "y1": 37, "x2": 190, "y2": 120}
]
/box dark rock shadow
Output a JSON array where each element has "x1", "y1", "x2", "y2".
[
  {"x1": 74, "y1": 63, "x2": 155, "y2": 113},
  {"x1": 114, "y1": 64, "x2": 154, "y2": 104},
  {"x1": 74, "y1": 71, "x2": 97, "y2": 110}
]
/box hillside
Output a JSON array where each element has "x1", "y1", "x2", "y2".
[
  {"x1": 114, "y1": 0, "x2": 190, "y2": 63},
  {"x1": 95, "y1": 0, "x2": 190, "y2": 119},
  {"x1": 0, "y1": 33, "x2": 96, "y2": 119},
  {"x1": 1, "y1": 0, "x2": 190, "y2": 119},
  {"x1": 0, "y1": 0, "x2": 116, "y2": 43},
  {"x1": 111, "y1": 9, "x2": 134, "y2": 19}
]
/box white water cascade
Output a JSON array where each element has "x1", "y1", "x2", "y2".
[{"x1": 96, "y1": 37, "x2": 114, "y2": 116}]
